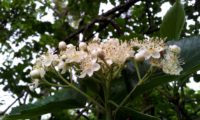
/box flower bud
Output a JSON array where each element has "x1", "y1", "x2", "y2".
[
  {"x1": 134, "y1": 52, "x2": 145, "y2": 62},
  {"x1": 30, "y1": 69, "x2": 41, "y2": 79},
  {"x1": 106, "y1": 59, "x2": 113, "y2": 65},
  {"x1": 96, "y1": 49, "x2": 105, "y2": 60},
  {"x1": 29, "y1": 85, "x2": 35, "y2": 91},
  {"x1": 93, "y1": 37, "x2": 100, "y2": 42},
  {"x1": 67, "y1": 44, "x2": 75, "y2": 49},
  {"x1": 61, "y1": 54, "x2": 67, "y2": 58},
  {"x1": 79, "y1": 42, "x2": 87, "y2": 51},
  {"x1": 58, "y1": 41, "x2": 67, "y2": 50},
  {"x1": 169, "y1": 45, "x2": 181, "y2": 54}
]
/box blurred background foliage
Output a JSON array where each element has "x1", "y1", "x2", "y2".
[{"x1": 0, "y1": 0, "x2": 200, "y2": 119}]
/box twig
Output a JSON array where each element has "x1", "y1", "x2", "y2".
[
  {"x1": 75, "y1": 103, "x2": 92, "y2": 120},
  {"x1": 101, "y1": 0, "x2": 140, "y2": 17},
  {"x1": 63, "y1": 0, "x2": 140, "y2": 42},
  {"x1": 0, "y1": 93, "x2": 24, "y2": 115}
]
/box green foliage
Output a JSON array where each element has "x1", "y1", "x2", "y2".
[
  {"x1": 4, "y1": 88, "x2": 86, "y2": 119},
  {"x1": 160, "y1": 0, "x2": 185, "y2": 40},
  {"x1": 116, "y1": 107, "x2": 160, "y2": 120},
  {"x1": 68, "y1": 0, "x2": 100, "y2": 19},
  {"x1": 0, "y1": 0, "x2": 200, "y2": 119},
  {"x1": 5, "y1": 36, "x2": 200, "y2": 119}
]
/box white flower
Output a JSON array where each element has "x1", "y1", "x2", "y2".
[
  {"x1": 130, "y1": 38, "x2": 142, "y2": 48},
  {"x1": 79, "y1": 57, "x2": 100, "y2": 78},
  {"x1": 137, "y1": 38, "x2": 165, "y2": 60},
  {"x1": 161, "y1": 49, "x2": 183, "y2": 75},
  {"x1": 87, "y1": 41, "x2": 101, "y2": 56},
  {"x1": 145, "y1": 48, "x2": 161, "y2": 59},
  {"x1": 149, "y1": 58, "x2": 162, "y2": 67},
  {"x1": 101, "y1": 38, "x2": 134, "y2": 65},
  {"x1": 60, "y1": 46, "x2": 87, "y2": 63},
  {"x1": 30, "y1": 37, "x2": 184, "y2": 81},
  {"x1": 55, "y1": 60, "x2": 68, "y2": 74},
  {"x1": 41, "y1": 54, "x2": 53, "y2": 67},
  {"x1": 67, "y1": 50, "x2": 87, "y2": 63},
  {"x1": 39, "y1": 51, "x2": 58, "y2": 67}
]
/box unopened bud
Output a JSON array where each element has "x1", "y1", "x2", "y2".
[
  {"x1": 30, "y1": 69, "x2": 41, "y2": 79},
  {"x1": 106, "y1": 59, "x2": 113, "y2": 65},
  {"x1": 79, "y1": 42, "x2": 87, "y2": 51},
  {"x1": 58, "y1": 41, "x2": 67, "y2": 50},
  {"x1": 97, "y1": 51, "x2": 105, "y2": 60},
  {"x1": 93, "y1": 37, "x2": 100, "y2": 42},
  {"x1": 134, "y1": 52, "x2": 145, "y2": 62},
  {"x1": 61, "y1": 54, "x2": 67, "y2": 60},
  {"x1": 169, "y1": 45, "x2": 181, "y2": 54},
  {"x1": 67, "y1": 44, "x2": 75, "y2": 49}
]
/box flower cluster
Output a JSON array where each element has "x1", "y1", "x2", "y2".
[
  {"x1": 132, "y1": 38, "x2": 183, "y2": 75},
  {"x1": 30, "y1": 38, "x2": 183, "y2": 83}
]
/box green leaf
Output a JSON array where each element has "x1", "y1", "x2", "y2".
[
  {"x1": 110, "y1": 76, "x2": 128, "y2": 103},
  {"x1": 160, "y1": 0, "x2": 185, "y2": 40},
  {"x1": 116, "y1": 107, "x2": 160, "y2": 120},
  {"x1": 78, "y1": 77, "x2": 101, "y2": 97},
  {"x1": 131, "y1": 74, "x2": 178, "y2": 100},
  {"x1": 193, "y1": 73, "x2": 200, "y2": 82},
  {"x1": 110, "y1": 0, "x2": 116, "y2": 5},
  {"x1": 5, "y1": 88, "x2": 86, "y2": 119}
]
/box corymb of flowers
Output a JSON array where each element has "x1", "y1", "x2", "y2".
[{"x1": 30, "y1": 37, "x2": 183, "y2": 85}]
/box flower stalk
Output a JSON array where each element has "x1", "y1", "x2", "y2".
[
  {"x1": 55, "y1": 69, "x2": 105, "y2": 110},
  {"x1": 104, "y1": 80, "x2": 112, "y2": 120}
]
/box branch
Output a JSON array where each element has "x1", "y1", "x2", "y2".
[
  {"x1": 63, "y1": 0, "x2": 140, "y2": 42},
  {"x1": 0, "y1": 93, "x2": 24, "y2": 115},
  {"x1": 84, "y1": 17, "x2": 123, "y2": 41},
  {"x1": 75, "y1": 103, "x2": 92, "y2": 120},
  {"x1": 101, "y1": 0, "x2": 139, "y2": 17}
]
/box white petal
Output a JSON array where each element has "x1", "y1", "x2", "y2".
[
  {"x1": 44, "y1": 59, "x2": 52, "y2": 67},
  {"x1": 129, "y1": 51, "x2": 135, "y2": 58},
  {"x1": 79, "y1": 42, "x2": 87, "y2": 50},
  {"x1": 79, "y1": 72, "x2": 86, "y2": 78},
  {"x1": 106, "y1": 59, "x2": 113, "y2": 65},
  {"x1": 93, "y1": 63, "x2": 101, "y2": 71},
  {"x1": 57, "y1": 61, "x2": 65, "y2": 70},
  {"x1": 61, "y1": 67, "x2": 67, "y2": 74},
  {"x1": 87, "y1": 69, "x2": 94, "y2": 77},
  {"x1": 40, "y1": 68, "x2": 46, "y2": 78},
  {"x1": 152, "y1": 52, "x2": 160, "y2": 59},
  {"x1": 138, "y1": 50, "x2": 149, "y2": 59}
]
